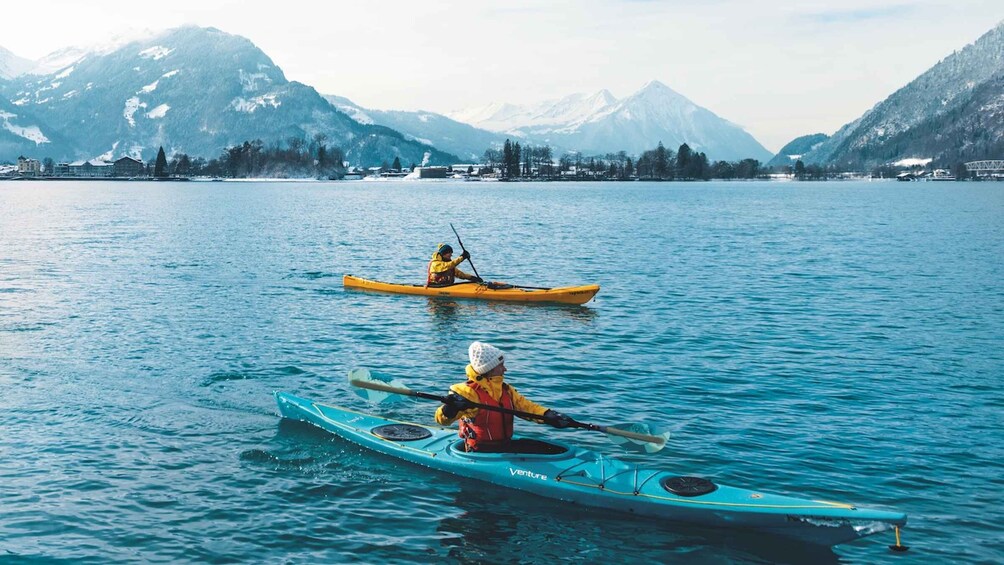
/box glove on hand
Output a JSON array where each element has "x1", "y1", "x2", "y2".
[
  {"x1": 543, "y1": 409, "x2": 574, "y2": 429},
  {"x1": 461, "y1": 250, "x2": 471, "y2": 260},
  {"x1": 441, "y1": 392, "x2": 475, "y2": 419}
]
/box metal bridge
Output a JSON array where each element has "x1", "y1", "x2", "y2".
[{"x1": 965, "y1": 160, "x2": 1004, "y2": 176}]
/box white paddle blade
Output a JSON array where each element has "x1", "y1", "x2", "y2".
[
  {"x1": 347, "y1": 368, "x2": 407, "y2": 404},
  {"x1": 607, "y1": 423, "x2": 670, "y2": 453}
]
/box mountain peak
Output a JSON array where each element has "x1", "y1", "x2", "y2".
[
  {"x1": 639, "y1": 80, "x2": 671, "y2": 92},
  {"x1": 625, "y1": 80, "x2": 691, "y2": 108},
  {"x1": 636, "y1": 80, "x2": 684, "y2": 97},
  {"x1": 593, "y1": 88, "x2": 616, "y2": 100}
]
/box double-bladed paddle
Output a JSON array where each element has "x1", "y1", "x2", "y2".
[
  {"x1": 449, "y1": 223, "x2": 482, "y2": 281},
  {"x1": 448, "y1": 225, "x2": 556, "y2": 291},
  {"x1": 348, "y1": 368, "x2": 670, "y2": 453}
]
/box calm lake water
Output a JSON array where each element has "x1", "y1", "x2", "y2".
[{"x1": 1, "y1": 179, "x2": 1002, "y2": 564}]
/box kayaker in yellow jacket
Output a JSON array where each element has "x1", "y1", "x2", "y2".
[
  {"x1": 435, "y1": 341, "x2": 573, "y2": 453},
  {"x1": 427, "y1": 243, "x2": 482, "y2": 286}
]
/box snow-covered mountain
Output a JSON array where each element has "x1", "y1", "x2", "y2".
[
  {"x1": 0, "y1": 46, "x2": 32, "y2": 79},
  {"x1": 450, "y1": 90, "x2": 618, "y2": 134},
  {"x1": 448, "y1": 81, "x2": 772, "y2": 161},
  {"x1": 767, "y1": 133, "x2": 829, "y2": 167},
  {"x1": 324, "y1": 95, "x2": 506, "y2": 160},
  {"x1": 0, "y1": 26, "x2": 456, "y2": 165},
  {"x1": 803, "y1": 20, "x2": 1004, "y2": 168}
]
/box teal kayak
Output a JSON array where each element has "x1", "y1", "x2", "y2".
[{"x1": 275, "y1": 391, "x2": 906, "y2": 547}]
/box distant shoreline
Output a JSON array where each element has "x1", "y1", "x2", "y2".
[{"x1": 0, "y1": 176, "x2": 191, "y2": 182}]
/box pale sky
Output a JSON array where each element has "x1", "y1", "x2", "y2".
[{"x1": 3, "y1": 0, "x2": 1002, "y2": 151}]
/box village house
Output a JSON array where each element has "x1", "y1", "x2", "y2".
[
  {"x1": 17, "y1": 156, "x2": 42, "y2": 176},
  {"x1": 113, "y1": 156, "x2": 144, "y2": 177}
]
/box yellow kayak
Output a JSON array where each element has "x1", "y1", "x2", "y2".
[{"x1": 343, "y1": 275, "x2": 599, "y2": 305}]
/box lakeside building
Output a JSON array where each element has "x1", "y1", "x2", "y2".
[
  {"x1": 416, "y1": 166, "x2": 449, "y2": 179},
  {"x1": 113, "y1": 156, "x2": 144, "y2": 177},
  {"x1": 449, "y1": 164, "x2": 494, "y2": 177},
  {"x1": 17, "y1": 156, "x2": 42, "y2": 176},
  {"x1": 67, "y1": 159, "x2": 115, "y2": 177},
  {"x1": 49, "y1": 157, "x2": 144, "y2": 178}
]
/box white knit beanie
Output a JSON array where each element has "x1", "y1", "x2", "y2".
[{"x1": 469, "y1": 341, "x2": 505, "y2": 375}]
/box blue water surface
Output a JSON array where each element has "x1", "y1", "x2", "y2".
[{"x1": 1, "y1": 180, "x2": 1002, "y2": 564}]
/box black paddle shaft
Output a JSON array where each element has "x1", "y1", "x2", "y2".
[{"x1": 449, "y1": 223, "x2": 482, "y2": 281}]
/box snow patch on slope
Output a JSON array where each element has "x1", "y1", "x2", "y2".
[
  {"x1": 0, "y1": 110, "x2": 50, "y2": 144},
  {"x1": 238, "y1": 70, "x2": 272, "y2": 92},
  {"x1": 31, "y1": 48, "x2": 88, "y2": 75},
  {"x1": 124, "y1": 97, "x2": 147, "y2": 126},
  {"x1": 97, "y1": 141, "x2": 120, "y2": 161},
  {"x1": 231, "y1": 94, "x2": 281, "y2": 112},
  {"x1": 54, "y1": 66, "x2": 75, "y2": 79},
  {"x1": 892, "y1": 157, "x2": 932, "y2": 167},
  {"x1": 147, "y1": 104, "x2": 170, "y2": 119},
  {"x1": 139, "y1": 46, "x2": 174, "y2": 60},
  {"x1": 326, "y1": 96, "x2": 374, "y2": 124}
]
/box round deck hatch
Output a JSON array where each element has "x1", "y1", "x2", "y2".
[
  {"x1": 371, "y1": 424, "x2": 433, "y2": 441},
  {"x1": 661, "y1": 476, "x2": 718, "y2": 497}
]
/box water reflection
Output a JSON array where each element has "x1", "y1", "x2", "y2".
[
  {"x1": 438, "y1": 483, "x2": 840, "y2": 564},
  {"x1": 425, "y1": 297, "x2": 597, "y2": 329}
]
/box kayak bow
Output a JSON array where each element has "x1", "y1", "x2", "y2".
[
  {"x1": 343, "y1": 274, "x2": 599, "y2": 305},
  {"x1": 275, "y1": 391, "x2": 906, "y2": 547}
]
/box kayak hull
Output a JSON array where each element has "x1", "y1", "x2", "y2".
[
  {"x1": 343, "y1": 274, "x2": 599, "y2": 305},
  {"x1": 275, "y1": 392, "x2": 906, "y2": 547}
]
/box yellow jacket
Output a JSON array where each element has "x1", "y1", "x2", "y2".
[
  {"x1": 428, "y1": 247, "x2": 473, "y2": 283},
  {"x1": 435, "y1": 364, "x2": 549, "y2": 426}
]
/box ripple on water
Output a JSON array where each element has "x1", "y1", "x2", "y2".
[
  {"x1": 1, "y1": 181, "x2": 1002, "y2": 563},
  {"x1": 200, "y1": 365, "x2": 310, "y2": 387}
]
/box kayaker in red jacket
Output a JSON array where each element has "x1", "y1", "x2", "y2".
[
  {"x1": 435, "y1": 341, "x2": 573, "y2": 453},
  {"x1": 427, "y1": 243, "x2": 482, "y2": 286}
]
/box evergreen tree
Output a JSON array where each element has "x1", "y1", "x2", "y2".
[
  {"x1": 794, "y1": 159, "x2": 806, "y2": 180},
  {"x1": 676, "y1": 144, "x2": 692, "y2": 179},
  {"x1": 317, "y1": 145, "x2": 328, "y2": 169},
  {"x1": 694, "y1": 152, "x2": 711, "y2": 180},
  {"x1": 392, "y1": 156, "x2": 402, "y2": 171},
  {"x1": 654, "y1": 142, "x2": 669, "y2": 179},
  {"x1": 502, "y1": 140, "x2": 513, "y2": 179},
  {"x1": 952, "y1": 162, "x2": 969, "y2": 181},
  {"x1": 512, "y1": 142, "x2": 522, "y2": 178},
  {"x1": 177, "y1": 154, "x2": 191, "y2": 176},
  {"x1": 154, "y1": 146, "x2": 168, "y2": 177},
  {"x1": 711, "y1": 160, "x2": 735, "y2": 179}
]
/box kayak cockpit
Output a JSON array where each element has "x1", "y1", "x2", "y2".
[{"x1": 449, "y1": 438, "x2": 574, "y2": 460}]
